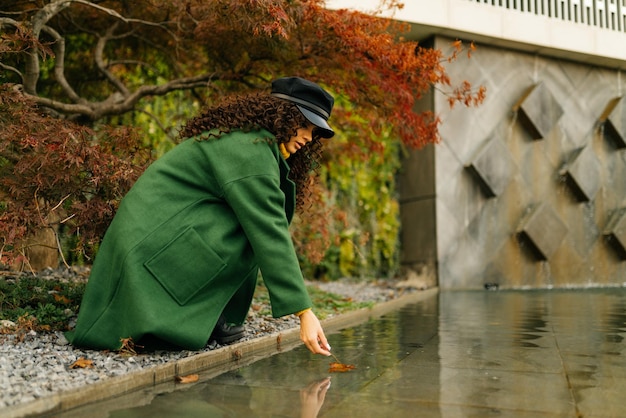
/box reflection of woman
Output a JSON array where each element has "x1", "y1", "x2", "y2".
[
  {"x1": 300, "y1": 377, "x2": 332, "y2": 418},
  {"x1": 66, "y1": 77, "x2": 333, "y2": 356}
]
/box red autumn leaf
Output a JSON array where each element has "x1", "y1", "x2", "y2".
[{"x1": 329, "y1": 362, "x2": 356, "y2": 373}]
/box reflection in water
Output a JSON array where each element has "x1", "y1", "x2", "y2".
[
  {"x1": 63, "y1": 289, "x2": 626, "y2": 418},
  {"x1": 604, "y1": 298, "x2": 626, "y2": 343},
  {"x1": 75, "y1": 295, "x2": 440, "y2": 418},
  {"x1": 300, "y1": 377, "x2": 331, "y2": 418},
  {"x1": 108, "y1": 375, "x2": 331, "y2": 418},
  {"x1": 513, "y1": 295, "x2": 549, "y2": 348}
]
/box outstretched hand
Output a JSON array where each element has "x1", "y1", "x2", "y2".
[{"x1": 299, "y1": 310, "x2": 332, "y2": 356}]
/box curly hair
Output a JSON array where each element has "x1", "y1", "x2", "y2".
[{"x1": 179, "y1": 93, "x2": 324, "y2": 210}]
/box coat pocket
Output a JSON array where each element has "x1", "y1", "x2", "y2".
[{"x1": 144, "y1": 226, "x2": 227, "y2": 306}]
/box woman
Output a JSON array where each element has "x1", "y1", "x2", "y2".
[{"x1": 66, "y1": 77, "x2": 334, "y2": 356}]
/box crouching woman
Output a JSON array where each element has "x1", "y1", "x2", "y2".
[{"x1": 66, "y1": 77, "x2": 334, "y2": 356}]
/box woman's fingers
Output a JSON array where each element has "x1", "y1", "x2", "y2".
[
  {"x1": 299, "y1": 310, "x2": 332, "y2": 356},
  {"x1": 303, "y1": 334, "x2": 330, "y2": 355},
  {"x1": 318, "y1": 335, "x2": 331, "y2": 352}
]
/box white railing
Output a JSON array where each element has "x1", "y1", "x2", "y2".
[{"x1": 466, "y1": 0, "x2": 625, "y2": 32}]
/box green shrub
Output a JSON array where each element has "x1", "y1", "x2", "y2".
[{"x1": 0, "y1": 276, "x2": 85, "y2": 330}]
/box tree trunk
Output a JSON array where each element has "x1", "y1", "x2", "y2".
[{"x1": 11, "y1": 226, "x2": 60, "y2": 272}]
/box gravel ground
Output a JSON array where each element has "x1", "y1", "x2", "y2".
[{"x1": 0, "y1": 268, "x2": 416, "y2": 410}]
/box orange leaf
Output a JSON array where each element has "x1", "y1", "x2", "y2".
[
  {"x1": 329, "y1": 362, "x2": 356, "y2": 373},
  {"x1": 175, "y1": 374, "x2": 199, "y2": 384},
  {"x1": 118, "y1": 337, "x2": 142, "y2": 355},
  {"x1": 53, "y1": 294, "x2": 71, "y2": 304},
  {"x1": 70, "y1": 358, "x2": 94, "y2": 369}
]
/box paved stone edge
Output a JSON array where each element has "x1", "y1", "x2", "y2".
[{"x1": 6, "y1": 287, "x2": 438, "y2": 418}]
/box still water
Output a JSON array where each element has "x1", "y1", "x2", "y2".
[{"x1": 67, "y1": 289, "x2": 626, "y2": 417}]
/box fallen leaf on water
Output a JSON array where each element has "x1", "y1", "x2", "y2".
[
  {"x1": 329, "y1": 362, "x2": 356, "y2": 373},
  {"x1": 69, "y1": 358, "x2": 94, "y2": 369},
  {"x1": 175, "y1": 374, "x2": 199, "y2": 384}
]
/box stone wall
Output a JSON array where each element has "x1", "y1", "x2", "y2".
[{"x1": 399, "y1": 36, "x2": 626, "y2": 289}]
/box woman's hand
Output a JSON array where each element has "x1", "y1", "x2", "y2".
[{"x1": 299, "y1": 310, "x2": 332, "y2": 356}]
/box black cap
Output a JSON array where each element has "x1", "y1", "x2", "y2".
[{"x1": 271, "y1": 77, "x2": 335, "y2": 138}]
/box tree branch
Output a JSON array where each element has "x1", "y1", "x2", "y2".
[
  {"x1": 94, "y1": 21, "x2": 130, "y2": 97},
  {"x1": 64, "y1": 0, "x2": 177, "y2": 38},
  {"x1": 40, "y1": 25, "x2": 84, "y2": 104},
  {"x1": 21, "y1": 72, "x2": 226, "y2": 120},
  {"x1": 22, "y1": 93, "x2": 97, "y2": 119},
  {"x1": 0, "y1": 62, "x2": 23, "y2": 81},
  {"x1": 31, "y1": 1, "x2": 73, "y2": 37},
  {"x1": 22, "y1": 0, "x2": 175, "y2": 95},
  {"x1": 0, "y1": 17, "x2": 17, "y2": 27}
]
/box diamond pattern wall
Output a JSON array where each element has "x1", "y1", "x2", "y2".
[
  {"x1": 600, "y1": 96, "x2": 626, "y2": 149},
  {"x1": 465, "y1": 135, "x2": 515, "y2": 198},
  {"x1": 399, "y1": 37, "x2": 626, "y2": 289},
  {"x1": 514, "y1": 83, "x2": 564, "y2": 140},
  {"x1": 517, "y1": 204, "x2": 568, "y2": 261},
  {"x1": 604, "y1": 209, "x2": 626, "y2": 260},
  {"x1": 560, "y1": 145, "x2": 601, "y2": 202}
]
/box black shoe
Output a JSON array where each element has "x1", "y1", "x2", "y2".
[{"x1": 210, "y1": 315, "x2": 245, "y2": 345}]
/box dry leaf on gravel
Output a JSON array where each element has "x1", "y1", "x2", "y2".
[
  {"x1": 69, "y1": 358, "x2": 94, "y2": 369},
  {"x1": 118, "y1": 337, "x2": 142, "y2": 355}
]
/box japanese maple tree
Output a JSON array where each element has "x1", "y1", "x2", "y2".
[
  {"x1": 0, "y1": 84, "x2": 151, "y2": 267},
  {"x1": 0, "y1": 0, "x2": 483, "y2": 145},
  {"x1": 0, "y1": 0, "x2": 484, "y2": 271}
]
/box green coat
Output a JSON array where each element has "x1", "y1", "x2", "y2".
[{"x1": 66, "y1": 129, "x2": 312, "y2": 350}]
